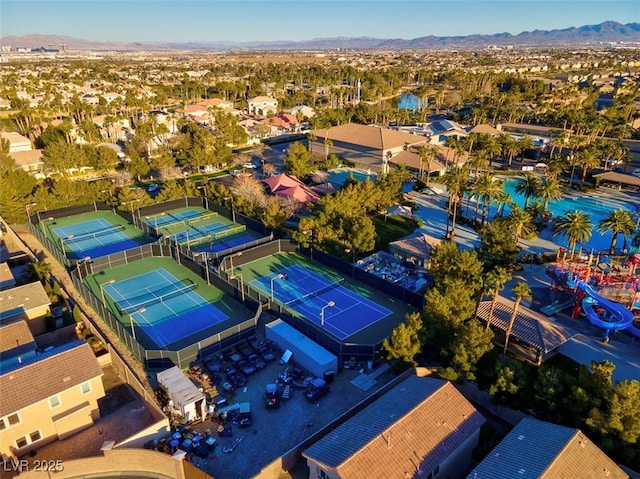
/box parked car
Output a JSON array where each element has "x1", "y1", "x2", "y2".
[
  {"x1": 147, "y1": 183, "x2": 159, "y2": 192},
  {"x1": 265, "y1": 383, "x2": 280, "y2": 409},
  {"x1": 242, "y1": 162, "x2": 257, "y2": 169},
  {"x1": 632, "y1": 169, "x2": 640, "y2": 177}
]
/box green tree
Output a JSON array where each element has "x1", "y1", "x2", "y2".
[
  {"x1": 514, "y1": 172, "x2": 541, "y2": 209},
  {"x1": 508, "y1": 206, "x2": 535, "y2": 245},
  {"x1": 483, "y1": 266, "x2": 511, "y2": 331},
  {"x1": 537, "y1": 176, "x2": 563, "y2": 213},
  {"x1": 447, "y1": 319, "x2": 494, "y2": 381},
  {"x1": 382, "y1": 312, "x2": 424, "y2": 367},
  {"x1": 284, "y1": 141, "x2": 312, "y2": 178},
  {"x1": 442, "y1": 165, "x2": 470, "y2": 237},
  {"x1": 503, "y1": 282, "x2": 532, "y2": 356},
  {"x1": 597, "y1": 209, "x2": 636, "y2": 255},
  {"x1": 261, "y1": 198, "x2": 288, "y2": 230},
  {"x1": 127, "y1": 150, "x2": 151, "y2": 182},
  {"x1": 478, "y1": 221, "x2": 519, "y2": 271},
  {"x1": 554, "y1": 210, "x2": 593, "y2": 256}
]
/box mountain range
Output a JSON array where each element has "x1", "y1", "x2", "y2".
[{"x1": 2, "y1": 21, "x2": 640, "y2": 52}]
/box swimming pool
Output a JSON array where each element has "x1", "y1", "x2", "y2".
[
  {"x1": 501, "y1": 177, "x2": 637, "y2": 251},
  {"x1": 326, "y1": 169, "x2": 376, "y2": 186}
]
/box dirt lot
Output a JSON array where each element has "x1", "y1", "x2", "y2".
[{"x1": 170, "y1": 358, "x2": 395, "y2": 479}]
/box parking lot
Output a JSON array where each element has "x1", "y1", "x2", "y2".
[{"x1": 164, "y1": 342, "x2": 395, "y2": 479}]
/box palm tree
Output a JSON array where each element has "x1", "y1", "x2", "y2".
[
  {"x1": 553, "y1": 210, "x2": 593, "y2": 256},
  {"x1": 518, "y1": 135, "x2": 535, "y2": 163},
  {"x1": 504, "y1": 282, "x2": 532, "y2": 356},
  {"x1": 29, "y1": 260, "x2": 52, "y2": 283},
  {"x1": 483, "y1": 266, "x2": 511, "y2": 331},
  {"x1": 443, "y1": 165, "x2": 470, "y2": 238},
  {"x1": 576, "y1": 147, "x2": 600, "y2": 187},
  {"x1": 537, "y1": 176, "x2": 563, "y2": 213},
  {"x1": 468, "y1": 149, "x2": 489, "y2": 179},
  {"x1": 545, "y1": 155, "x2": 567, "y2": 179},
  {"x1": 514, "y1": 172, "x2": 541, "y2": 209},
  {"x1": 508, "y1": 206, "x2": 535, "y2": 245},
  {"x1": 472, "y1": 173, "x2": 503, "y2": 227},
  {"x1": 502, "y1": 137, "x2": 522, "y2": 168},
  {"x1": 484, "y1": 135, "x2": 502, "y2": 167},
  {"x1": 526, "y1": 200, "x2": 545, "y2": 226},
  {"x1": 597, "y1": 209, "x2": 636, "y2": 255}
]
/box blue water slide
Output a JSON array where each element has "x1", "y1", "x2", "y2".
[{"x1": 577, "y1": 282, "x2": 635, "y2": 335}]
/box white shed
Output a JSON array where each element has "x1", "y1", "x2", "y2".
[{"x1": 157, "y1": 366, "x2": 206, "y2": 422}]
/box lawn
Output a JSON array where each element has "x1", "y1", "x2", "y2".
[{"x1": 372, "y1": 214, "x2": 418, "y2": 251}]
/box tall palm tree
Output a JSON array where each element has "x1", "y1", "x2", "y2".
[
  {"x1": 443, "y1": 165, "x2": 470, "y2": 238},
  {"x1": 514, "y1": 172, "x2": 541, "y2": 209},
  {"x1": 483, "y1": 266, "x2": 511, "y2": 331},
  {"x1": 468, "y1": 149, "x2": 489, "y2": 179},
  {"x1": 537, "y1": 176, "x2": 563, "y2": 213},
  {"x1": 504, "y1": 282, "x2": 532, "y2": 356},
  {"x1": 526, "y1": 200, "x2": 546, "y2": 226},
  {"x1": 472, "y1": 173, "x2": 503, "y2": 227},
  {"x1": 484, "y1": 135, "x2": 502, "y2": 167},
  {"x1": 545, "y1": 155, "x2": 567, "y2": 179},
  {"x1": 508, "y1": 206, "x2": 535, "y2": 245},
  {"x1": 518, "y1": 135, "x2": 535, "y2": 163},
  {"x1": 577, "y1": 147, "x2": 600, "y2": 187},
  {"x1": 553, "y1": 210, "x2": 593, "y2": 256},
  {"x1": 502, "y1": 137, "x2": 522, "y2": 168},
  {"x1": 597, "y1": 209, "x2": 636, "y2": 255}
]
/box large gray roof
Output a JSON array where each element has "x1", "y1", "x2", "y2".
[{"x1": 0, "y1": 281, "x2": 50, "y2": 319}]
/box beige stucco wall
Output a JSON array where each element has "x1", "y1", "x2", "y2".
[
  {"x1": 18, "y1": 448, "x2": 191, "y2": 479},
  {"x1": 0, "y1": 375, "x2": 104, "y2": 458}
]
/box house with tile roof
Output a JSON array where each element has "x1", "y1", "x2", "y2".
[
  {"x1": 310, "y1": 124, "x2": 429, "y2": 174},
  {"x1": 0, "y1": 281, "x2": 51, "y2": 336},
  {"x1": 475, "y1": 295, "x2": 577, "y2": 365},
  {"x1": 388, "y1": 232, "x2": 442, "y2": 268},
  {"x1": 303, "y1": 375, "x2": 485, "y2": 479},
  {"x1": 467, "y1": 417, "x2": 628, "y2": 479},
  {"x1": 248, "y1": 96, "x2": 279, "y2": 116},
  {"x1": 262, "y1": 173, "x2": 319, "y2": 203},
  {"x1": 0, "y1": 339, "x2": 105, "y2": 461}
]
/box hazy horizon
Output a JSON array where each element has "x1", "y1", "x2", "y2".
[{"x1": 1, "y1": 0, "x2": 638, "y2": 44}]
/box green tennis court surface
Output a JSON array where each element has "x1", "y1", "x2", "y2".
[
  {"x1": 85, "y1": 256, "x2": 251, "y2": 349},
  {"x1": 40, "y1": 211, "x2": 150, "y2": 260}
]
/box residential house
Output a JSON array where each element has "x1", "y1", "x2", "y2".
[
  {"x1": 0, "y1": 262, "x2": 16, "y2": 290},
  {"x1": 475, "y1": 295, "x2": 577, "y2": 365},
  {"x1": 200, "y1": 98, "x2": 234, "y2": 110},
  {"x1": 0, "y1": 131, "x2": 32, "y2": 153},
  {"x1": 0, "y1": 98, "x2": 11, "y2": 109},
  {"x1": 467, "y1": 417, "x2": 628, "y2": 479},
  {"x1": 9, "y1": 149, "x2": 44, "y2": 177},
  {"x1": 303, "y1": 374, "x2": 485, "y2": 479},
  {"x1": 80, "y1": 93, "x2": 100, "y2": 106},
  {"x1": 387, "y1": 145, "x2": 448, "y2": 176},
  {"x1": 262, "y1": 174, "x2": 319, "y2": 203},
  {"x1": 286, "y1": 104, "x2": 315, "y2": 119},
  {"x1": 0, "y1": 339, "x2": 105, "y2": 461},
  {"x1": 0, "y1": 281, "x2": 52, "y2": 337},
  {"x1": 468, "y1": 123, "x2": 501, "y2": 136},
  {"x1": 248, "y1": 96, "x2": 278, "y2": 116},
  {"x1": 310, "y1": 123, "x2": 429, "y2": 173},
  {"x1": 101, "y1": 92, "x2": 123, "y2": 104},
  {"x1": 388, "y1": 232, "x2": 441, "y2": 268}
]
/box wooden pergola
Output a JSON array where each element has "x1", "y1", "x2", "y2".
[{"x1": 592, "y1": 171, "x2": 640, "y2": 190}]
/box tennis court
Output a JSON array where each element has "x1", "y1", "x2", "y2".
[
  {"x1": 42, "y1": 211, "x2": 149, "y2": 260},
  {"x1": 250, "y1": 264, "x2": 391, "y2": 340},
  {"x1": 191, "y1": 231, "x2": 263, "y2": 254},
  {"x1": 102, "y1": 267, "x2": 229, "y2": 348},
  {"x1": 144, "y1": 207, "x2": 248, "y2": 248}
]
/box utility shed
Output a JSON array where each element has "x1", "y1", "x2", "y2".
[
  {"x1": 266, "y1": 319, "x2": 338, "y2": 378},
  {"x1": 157, "y1": 366, "x2": 206, "y2": 422}
]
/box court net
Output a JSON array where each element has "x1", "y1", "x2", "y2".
[
  {"x1": 116, "y1": 279, "x2": 199, "y2": 315},
  {"x1": 185, "y1": 224, "x2": 246, "y2": 247},
  {"x1": 63, "y1": 225, "x2": 125, "y2": 243},
  {"x1": 284, "y1": 278, "x2": 345, "y2": 307},
  {"x1": 187, "y1": 212, "x2": 219, "y2": 227}
]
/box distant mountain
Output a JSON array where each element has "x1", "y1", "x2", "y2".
[{"x1": 2, "y1": 21, "x2": 639, "y2": 52}]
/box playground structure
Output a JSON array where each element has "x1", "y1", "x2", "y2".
[{"x1": 546, "y1": 248, "x2": 640, "y2": 340}]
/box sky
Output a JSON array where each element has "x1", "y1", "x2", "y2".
[{"x1": 1, "y1": 0, "x2": 638, "y2": 43}]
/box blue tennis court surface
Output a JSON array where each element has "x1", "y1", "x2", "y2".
[
  {"x1": 52, "y1": 219, "x2": 144, "y2": 260},
  {"x1": 103, "y1": 268, "x2": 229, "y2": 348},
  {"x1": 250, "y1": 265, "x2": 391, "y2": 339}
]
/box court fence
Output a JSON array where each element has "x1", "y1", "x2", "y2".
[
  {"x1": 216, "y1": 239, "x2": 423, "y2": 362},
  {"x1": 71, "y1": 242, "x2": 262, "y2": 369},
  {"x1": 137, "y1": 196, "x2": 274, "y2": 261},
  {"x1": 27, "y1": 201, "x2": 127, "y2": 268}
]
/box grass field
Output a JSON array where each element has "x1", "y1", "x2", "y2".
[
  {"x1": 232, "y1": 252, "x2": 415, "y2": 344},
  {"x1": 372, "y1": 214, "x2": 418, "y2": 251}
]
